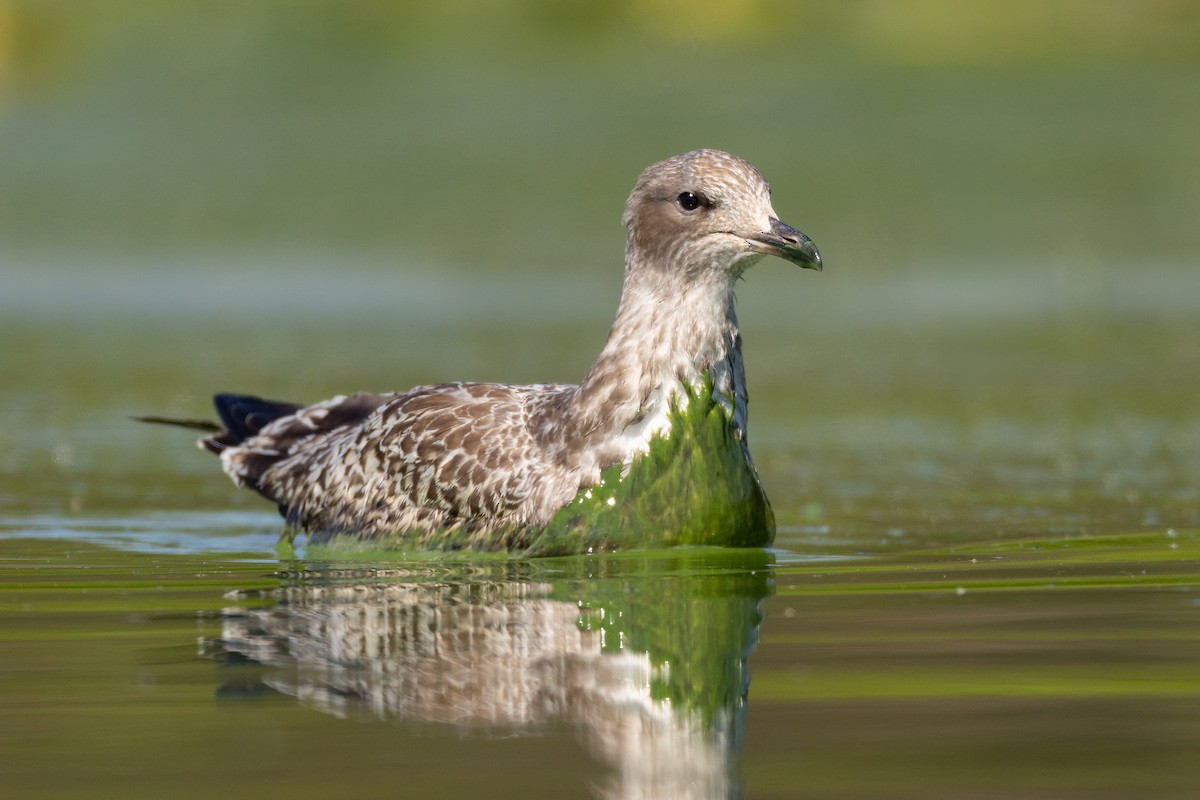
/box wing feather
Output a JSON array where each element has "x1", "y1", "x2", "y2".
[{"x1": 230, "y1": 382, "x2": 581, "y2": 536}]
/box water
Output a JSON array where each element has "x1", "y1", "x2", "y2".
[
  {"x1": 4, "y1": 517, "x2": 1197, "y2": 799},
  {"x1": 2, "y1": 294, "x2": 1198, "y2": 798}
]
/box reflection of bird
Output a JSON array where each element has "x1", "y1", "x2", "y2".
[
  {"x1": 144, "y1": 150, "x2": 821, "y2": 546},
  {"x1": 210, "y1": 568, "x2": 764, "y2": 799}
]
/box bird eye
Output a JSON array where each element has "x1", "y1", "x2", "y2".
[{"x1": 676, "y1": 191, "x2": 704, "y2": 212}]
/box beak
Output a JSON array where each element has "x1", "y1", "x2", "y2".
[{"x1": 748, "y1": 218, "x2": 822, "y2": 271}]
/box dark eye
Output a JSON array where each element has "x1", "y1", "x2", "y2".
[{"x1": 677, "y1": 191, "x2": 704, "y2": 212}]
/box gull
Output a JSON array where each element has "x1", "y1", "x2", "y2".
[{"x1": 143, "y1": 150, "x2": 821, "y2": 552}]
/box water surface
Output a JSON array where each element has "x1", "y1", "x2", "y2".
[{"x1": 2, "y1": 296, "x2": 1197, "y2": 798}]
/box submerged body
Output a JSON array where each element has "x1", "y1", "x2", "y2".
[{"x1": 174, "y1": 150, "x2": 821, "y2": 552}]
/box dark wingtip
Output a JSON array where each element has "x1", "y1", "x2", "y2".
[
  {"x1": 133, "y1": 415, "x2": 222, "y2": 432},
  {"x1": 213, "y1": 393, "x2": 303, "y2": 444}
]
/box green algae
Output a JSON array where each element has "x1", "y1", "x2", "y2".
[
  {"x1": 532, "y1": 377, "x2": 774, "y2": 553},
  {"x1": 563, "y1": 549, "x2": 771, "y2": 725},
  {"x1": 303, "y1": 376, "x2": 775, "y2": 557}
]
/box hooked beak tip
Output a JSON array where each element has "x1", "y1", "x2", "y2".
[
  {"x1": 799, "y1": 239, "x2": 822, "y2": 271},
  {"x1": 753, "y1": 218, "x2": 822, "y2": 270}
]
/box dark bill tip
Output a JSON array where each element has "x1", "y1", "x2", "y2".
[{"x1": 750, "y1": 218, "x2": 822, "y2": 271}]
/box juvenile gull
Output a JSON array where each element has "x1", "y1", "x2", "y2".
[{"x1": 148, "y1": 150, "x2": 821, "y2": 551}]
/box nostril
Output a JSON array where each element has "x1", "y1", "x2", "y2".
[{"x1": 769, "y1": 217, "x2": 804, "y2": 244}]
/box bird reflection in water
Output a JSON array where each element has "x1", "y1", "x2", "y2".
[{"x1": 203, "y1": 551, "x2": 771, "y2": 799}]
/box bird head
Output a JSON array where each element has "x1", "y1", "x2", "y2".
[{"x1": 622, "y1": 149, "x2": 822, "y2": 280}]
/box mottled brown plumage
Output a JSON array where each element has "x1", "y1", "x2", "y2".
[{"x1": 185, "y1": 150, "x2": 821, "y2": 543}]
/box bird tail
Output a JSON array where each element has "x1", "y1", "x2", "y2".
[{"x1": 135, "y1": 393, "x2": 303, "y2": 454}]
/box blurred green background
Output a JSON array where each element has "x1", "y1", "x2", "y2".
[{"x1": 3, "y1": 1, "x2": 1198, "y2": 302}]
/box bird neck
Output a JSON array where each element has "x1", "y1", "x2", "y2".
[
  {"x1": 555, "y1": 256, "x2": 746, "y2": 469},
  {"x1": 586, "y1": 267, "x2": 740, "y2": 398}
]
